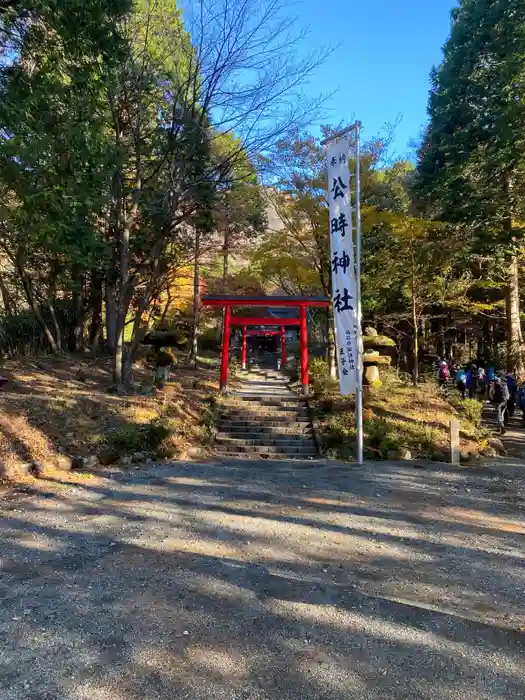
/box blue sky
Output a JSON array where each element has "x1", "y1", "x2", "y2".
[{"x1": 302, "y1": 0, "x2": 458, "y2": 158}]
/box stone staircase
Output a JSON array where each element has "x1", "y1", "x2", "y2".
[{"x1": 214, "y1": 368, "x2": 318, "y2": 459}]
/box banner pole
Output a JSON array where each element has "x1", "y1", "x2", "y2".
[{"x1": 355, "y1": 122, "x2": 364, "y2": 465}]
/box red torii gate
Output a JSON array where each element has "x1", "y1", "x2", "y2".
[{"x1": 202, "y1": 295, "x2": 330, "y2": 394}]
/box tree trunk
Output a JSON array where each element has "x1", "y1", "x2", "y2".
[
  {"x1": 0, "y1": 273, "x2": 14, "y2": 315},
  {"x1": 505, "y1": 252, "x2": 524, "y2": 374},
  {"x1": 15, "y1": 259, "x2": 59, "y2": 352},
  {"x1": 223, "y1": 228, "x2": 230, "y2": 285},
  {"x1": 114, "y1": 217, "x2": 131, "y2": 390},
  {"x1": 124, "y1": 278, "x2": 159, "y2": 376},
  {"x1": 105, "y1": 279, "x2": 118, "y2": 352},
  {"x1": 189, "y1": 229, "x2": 201, "y2": 368},
  {"x1": 88, "y1": 270, "x2": 104, "y2": 350},
  {"x1": 411, "y1": 270, "x2": 419, "y2": 386},
  {"x1": 70, "y1": 267, "x2": 85, "y2": 352},
  {"x1": 217, "y1": 228, "x2": 230, "y2": 344},
  {"x1": 420, "y1": 315, "x2": 427, "y2": 353},
  {"x1": 46, "y1": 299, "x2": 62, "y2": 351},
  {"x1": 159, "y1": 286, "x2": 172, "y2": 327}
]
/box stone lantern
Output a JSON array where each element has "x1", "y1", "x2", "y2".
[{"x1": 362, "y1": 327, "x2": 395, "y2": 386}]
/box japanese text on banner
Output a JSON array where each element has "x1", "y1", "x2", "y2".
[{"x1": 327, "y1": 136, "x2": 357, "y2": 395}]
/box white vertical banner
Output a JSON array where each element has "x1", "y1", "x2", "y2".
[{"x1": 327, "y1": 136, "x2": 358, "y2": 395}]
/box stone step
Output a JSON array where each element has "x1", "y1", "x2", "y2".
[
  {"x1": 230, "y1": 383, "x2": 297, "y2": 395},
  {"x1": 236, "y1": 379, "x2": 289, "y2": 385},
  {"x1": 216, "y1": 422, "x2": 312, "y2": 433},
  {"x1": 222, "y1": 398, "x2": 303, "y2": 408},
  {"x1": 216, "y1": 434, "x2": 314, "y2": 446},
  {"x1": 214, "y1": 453, "x2": 317, "y2": 461},
  {"x1": 215, "y1": 443, "x2": 318, "y2": 456},
  {"x1": 220, "y1": 409, "x2": 309, "y2": 419},
  {"x1": 237, "y1": 377, "x2": 288, "y2": 384},
  {"x1": 219, "y1": 404, "x2": 308, "y2": 421},
  {"x1": 220, "y1": 405, "x2": 308, "y2": 414},
  {"x1": 221, "y1": 400, "x2": 306, "y2": 409},
  {"x1": 233, "y1": 390, "x2": 294, "y2": 396}
]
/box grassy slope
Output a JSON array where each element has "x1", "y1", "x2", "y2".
[
  {"x1": 0, "y1": 354, "x2": 218, "y2": 482},
  {"x1": 310, "y1": 369, "x2": 485, "y2": 461}
]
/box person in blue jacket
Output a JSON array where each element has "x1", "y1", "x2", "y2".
[
  {"x1": 506, "y1": 372, "x2": 518, "y2": 418},
  {"x1": 466, "y1": 364, "x2": 479, "y2": 399},
  {"x1": 455, "y1": 366, "x2": 467, "y2": 399},
  {"x1": 517, "y1": 381, "x2": 525, "y2": 422}
]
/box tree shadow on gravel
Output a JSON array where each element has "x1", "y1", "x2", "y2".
[{"x1": 1, "y1": 459, "x2": 525, "y2": 700}]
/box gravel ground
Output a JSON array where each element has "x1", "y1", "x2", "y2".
[{"x1": 1, "y1": 458, "x2": 525, "y2": 700}]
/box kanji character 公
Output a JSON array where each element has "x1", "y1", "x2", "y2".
[{"x1": 330, "y1": 176, "x2": 347, "y2": 200}]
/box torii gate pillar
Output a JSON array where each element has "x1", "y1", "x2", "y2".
[
  {"x1": 299, "y1": 304, "x2": 309, "y2": 395},
  {"x1": 241, "y1": 325, "x2": 247, "y2": 370},
  {"x1": 220, "y1": 304, "x2": 231, "y2": 393},
  {"x1": 280, "y1": 326, "x2": 286, "y2": 368}
]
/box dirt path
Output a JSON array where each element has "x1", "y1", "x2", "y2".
[
  {"x1": 483, "y1": 402, "x2": 525, "y2": 458},
  {"x1": 1, "y1": 459, "x2": 525, "y2": 699}
]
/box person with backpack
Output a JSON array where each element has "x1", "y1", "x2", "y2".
[
  {"x1": 436, "y1": 360, "x2": 450, "y2": 391},
  {"x1": 466, "y1": 364, "x2": 479, "y2": 399},
  {"x1": 455, "y1": 366, "x2": 467, "y2": 399},
  {"x1": 506, "y1": 372, "x2": 518, "y2": 418},
  {"x1": 491, "y1": 376, "x2": 510, "y2": 435},
  {"x1": 517, "y1": 381, "x2": 525, "y2": 422},
  {"x1": 477, "y1": 366, "x2": 487, "y2": 397}
]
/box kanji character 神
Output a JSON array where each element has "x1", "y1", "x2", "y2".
[{"x1": 332, "y1": 250, "x2": 351, "y2": 274}]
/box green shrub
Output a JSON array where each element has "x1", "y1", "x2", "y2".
[
  {"x1": 199, "y1": 326, "x2": 220, "y2": 352},
  {"x1": 111, "y1": 418, "x2": 176, "y2": 453},
  {"x1": 459, "y1": 398, "x2": 484, "y2": 426},
  {"x1": 448, "y1": 395, "x2": 483, "y2": 426},
  {"x1": 419, "y1": 425, "x2": 441, "y2": 455},
  {"x1": 309, "y1": 357, "x2": 330, "y2": 381},
  {"x1": 364, "y1": 417, "x2": 402, "y2": 456},
  {"x1": 309, "y1": 357, "x2": 338, "y2": 397}
]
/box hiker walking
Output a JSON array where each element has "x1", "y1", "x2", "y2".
[
  {"x1": 477, "y1": 366, "x2": 487, "y2": 397},
  {"x1": 491, "y1": 376, "x2": 510, "y2": 435},
  {"x1": 455, "y1": 366, "x2": 467, "y2": 400},
  {"x1": 517, "y1": 381, "x2": 525, "y2": 422},
  {"x1": 506, "y1": 372, "x2": 518, "y2": 418},
  {"x1": 486, "y1": 365, "x2": 496, "y2": 400},
  {"x1": 466, "y1": 364, "x2": 479, "y2": 399},
  {"x1": 436, "y1": 360, "x2": 450, "y2": 392}
]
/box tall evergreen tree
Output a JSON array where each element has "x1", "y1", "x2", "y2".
[{"x1": 414, "y1": 0, "x2": 525, "y2": 372}]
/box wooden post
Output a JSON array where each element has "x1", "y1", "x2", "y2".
[
  {"x1": 241, "y1": 325, "x2": 247, "y2": 370},
  {"x1": 220, "y1": 304, "x2": 231, "y2": 393},
  {"x1": 449, "y1": 419, "x2": 460, "y2": 465},
  {"x1": 300, "y1": 304, "x2": 308, "y2": 395}
]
